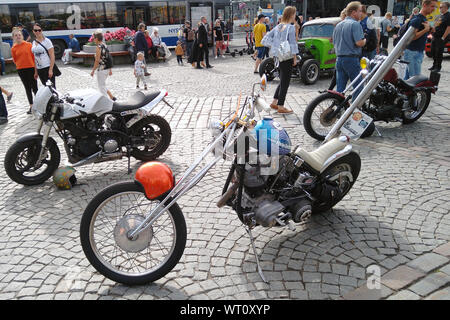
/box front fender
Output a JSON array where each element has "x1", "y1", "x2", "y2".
[{"x1": 16, "y1": 133, "x2": 44, "y2": 144}]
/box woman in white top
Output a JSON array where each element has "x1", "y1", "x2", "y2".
[
  {"x1": 151, "y1": 28, "x2": 162, "y2": 59},
  {"x1": 31, "y1": 23, "x2": 56, "y2": 88}
]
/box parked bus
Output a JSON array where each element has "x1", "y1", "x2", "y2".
[{"x1": 0, "y1": 0, "x2": 231, "y2": 58}]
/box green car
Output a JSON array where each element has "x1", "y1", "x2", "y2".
[{"x1": 259, "y1": 17, "x2": 340, "y2": 85}]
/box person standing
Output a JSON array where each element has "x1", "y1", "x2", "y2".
[
  {"x1": 253, "y1": 14, "x2": 267, "y2": 74},
  {"x1": 403, "y1": 0, "x2": 437, "y2": 79},
  {"x1": 134, "y1": 52, "x2": 147, "y2": 90},
  {"x1": 135, "y1": 23, "x2": 150, "y2": 75},
  {"x1": 31, "y1": 23, "x2": 57, "y2": 88},
  {"x1": 380, "y1": 12, "x2": 393, "y2": 50},
  {"x1": 90, "y1": 31, "x2": 116, "y2": 101},
  {"x1": 197, "y1": 16, "x2": 213, "y2": 69},
  {"x1": 265, "y1": 6, "x2": 299, "y2": 114},
  {"x1": 360, "y1": 5, "x2": 378, "y2": 60},
  {"x1": 333, "y1": 2, "x2": 366, "y2": 98},
  {"x1": 11, "y1": 28, "x2": 38, "y2": 114},
  {"x1": 175, "y1": 40, "x2": 184, "y2": 65},
  {"x1": 213, "y1": 19, "x2": 224, "y2": 59},
  {"x1": 429, "y1": 2, "x2": 450, "y2": 72},
  {"x1": 184, "y1": 21, "x2": 195, "y2": 58}
]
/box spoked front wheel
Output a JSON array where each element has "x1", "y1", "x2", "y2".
[
  {"x1": 303, "y1": 92, "x2": 347, "y2": 141},
  {"x1": 80, "y1": 181, "x2": 186, "y2": 285}
]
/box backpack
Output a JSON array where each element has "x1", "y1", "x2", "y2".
[
  {"x1": 393, "y1": 21, "x2": 410, "y2": 47},
  {"x1": 361, "y1": 18, "x2": 377, "y2": 52},
  {"x1": 187, "y1": 29, "x2": 195, "y2": 41},
  {"x1": 101, "y1": 44, "x2": 113, "y2": 69},
  {"x1": 364, "y1": 28, "x2": 378, "y2": 52}
]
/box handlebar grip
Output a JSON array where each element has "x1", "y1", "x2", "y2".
[{"x1": 255, "y1": 97, "x2": 271, "y2": 112}]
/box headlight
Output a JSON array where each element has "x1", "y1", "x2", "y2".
[
  {"x1": 209, "y1": 119, "x2": 224, "y2": 137},
  {"x1": 360, "y1": 57, "x2": 370, "y2": 70}
]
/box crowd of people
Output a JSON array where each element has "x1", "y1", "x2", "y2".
[{"x1": 1, "y1": 1, "x2": 449, "y2": 125}]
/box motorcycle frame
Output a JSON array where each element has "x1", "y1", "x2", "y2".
[{"x1": 324, "y1": 26, "x2": 417, "y2": 142}]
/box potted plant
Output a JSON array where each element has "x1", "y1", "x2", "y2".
[{"x1": 83, "y1": 28, "x2": 136, "y2": 53}]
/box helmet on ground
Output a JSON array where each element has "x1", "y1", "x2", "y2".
[
  {"x1": 53, "y1": 166, "x2": 77, "y2": 190},
  {"x1": 135, "y1": 161, "x2": 174, "y2": 199}
]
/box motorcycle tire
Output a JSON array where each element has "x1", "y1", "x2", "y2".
[
  {"x1": 259, "y1": 57, "x2": 276, "y2": 81},
  {"x1": 402, "y1": 89, "x2": 431, "y2": 124},
  {"x1": 4, "y1": 138, "x2": 61, "y2": 186},
  {"x1": 313, "y1": 151, "x2": 361, "y2": 214},
  {"x1": 130, "y1": 114, "x2": 171, "y2": 161},
  {"x1": 303, "y1": 92, "x2": 346, "y2": 141},
  {"x1": 80, "y1": 181, "x2": 187, "y2": 285},
  {"x1": 301, "y1": 59, "x2": 320, "y2": 85}
]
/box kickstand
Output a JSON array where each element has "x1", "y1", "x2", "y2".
[
  {"x1": 245, "y1": 227, "x2": 268, "y2": 283},
  {"x1": 126, "y1": 146, "x2": 132, "y2": 174},
  {"x1": 374, "y1": 125, "x2": 382, "y2": 137}
]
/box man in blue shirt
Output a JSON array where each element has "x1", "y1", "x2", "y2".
[
  {"x1": 333, "y1": 1, "x2": 366, "y2": 98},
  {"x1": 68, "y1": 34, "x2": 80, "y2": 52},
  {"x1": 403, "y1": 0, "x2": 437, "y2": 79}
]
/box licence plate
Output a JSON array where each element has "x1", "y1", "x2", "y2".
[{"x1": 340, "y1": 109, "x2": 373, "y2": 140}]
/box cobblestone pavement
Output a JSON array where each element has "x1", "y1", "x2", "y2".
[{"x1": 0, "y1": 51, "x2": 449, "y2": 300}]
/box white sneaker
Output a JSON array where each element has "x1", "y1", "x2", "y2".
[
  {"x1": 215, "y1": 56, "x2": 218, "y2": 59},
  {"x1": 221, "y1": 55, "x2": 225, "y2": 58}
]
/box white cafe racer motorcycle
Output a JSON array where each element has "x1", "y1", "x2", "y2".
[{"x1": 4, "y1": 83, "x2": 173, "y2": 186}]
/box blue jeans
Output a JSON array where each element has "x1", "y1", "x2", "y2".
[
  {"x1": 0, "y1": 91, "x2": 7, "y2": 119},
  {"x1": 336, "y1": 56, "x2": 362, "y2": 99},
  {"x1": 403, "y1": 49, "x2": 424, "y2": 80}
]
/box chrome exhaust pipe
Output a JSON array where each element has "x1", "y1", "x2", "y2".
[{"x1": 72, "y1": 151, "x2": 124, "y2": 168}]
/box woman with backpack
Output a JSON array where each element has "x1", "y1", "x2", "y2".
[{"x1": 90, "y1": 31, "x2": 116, "y2": 101}]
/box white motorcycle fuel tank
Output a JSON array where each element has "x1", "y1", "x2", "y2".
[{"x1": 61, "y1": 89, "x2": 113, "y2": 119}]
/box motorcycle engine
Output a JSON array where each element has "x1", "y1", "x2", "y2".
[{"x1": 368, "y1": 81, "x2": 405, "y2": 120}]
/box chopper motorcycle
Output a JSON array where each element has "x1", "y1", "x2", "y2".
[
  {"x1": 4, "y1": 83, "x2": 172, "y2": 186},
  {"x1": 80, "y1": 76, "x2": 361, "y2": 285},
  {"x1": 302, "y1": 53, "x2": 440, "y2": 141}
]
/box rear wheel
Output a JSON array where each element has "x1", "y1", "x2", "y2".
[
  {"x1": 303, "y1": 92, "x2": 346, "y2": 141},
  {"x1": 402, "y1": 89, "x2": 431, "y2": 124},
  {"x1": 80, "y1": 181, "x2": 187, "y2": 285},
  {"x1": 259, "y1": 57, "x2": 277, "y2": 81},
  {"x1": 313, "y1": 151, "x2": 361, "y2": 214},
  {"x1": 130, "y1": 115, "x2": 171, "y2": 161}
]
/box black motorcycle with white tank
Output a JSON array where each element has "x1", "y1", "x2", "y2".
[
  {"x1": 79, "y1": 76, "x2": 361, "y2": 285},
  {"x1": 4, "y1": 83, "x2": 172, "y2": 186}
]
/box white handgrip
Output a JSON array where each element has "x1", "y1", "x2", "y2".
[{"x1": 255, "y1": 96, "x2": 271, "y2": 112}]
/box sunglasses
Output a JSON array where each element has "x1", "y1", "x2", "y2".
[{"x1": 33, "y1": 29, "x2": 42, "y2": 32}]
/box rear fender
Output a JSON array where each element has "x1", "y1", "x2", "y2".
[
  {"x1": 320, "y1": 143, "x2": 353, "y2": 174},
  {"x1": 415, "y1": 81, "x2": 438, "y2": 93},
  {"x1": 125, "y1": 90, "x2": 168, "y2": 128}
]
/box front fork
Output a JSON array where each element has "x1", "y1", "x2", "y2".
[{"x1": 35, "y1": 105, "x2": 58, "y2": 167}]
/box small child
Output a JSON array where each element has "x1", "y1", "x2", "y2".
[
  {"x1": 134, "y1": 52, "x2": 147, "y2": 90},
  {"x1": 175, "y1": 40, "x2": 184, "y2": 65}
]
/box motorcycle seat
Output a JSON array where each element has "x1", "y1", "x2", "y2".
[
  {"x1": 295, "y1": 137, "x2": 348, "y2": 173},
  {"x1": 397, "y1": 74, "x2": 428, "y2": 89},
  {"x1": 112, "y1": 91, "x2": 161, "y2": 112}
]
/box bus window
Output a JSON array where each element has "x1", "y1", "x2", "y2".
[
  {"x1": 149, "y1": 2, "x2": 168, "y2": 25},
  {"x1": 104, "y1": 2, "x2": 121, "y2": 27},
  {"x1": 75, "y1": 2, "x2": 106, "y2": 29},
  {"x1": 38, "y1": 4, "x2": 71, "y2": 31},
  {"x1": 0, "y1": 5, "x2": 13, "y2": 33},
  {"x1": 169, "y1": 1, "x2": 185, "y2": 24}
]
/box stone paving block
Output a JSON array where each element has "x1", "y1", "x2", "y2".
[
  {"x1": 407, "y1": 253, "x2": 449, "y2": 273},
  {"x1": 343, "y1": 284, "x2": 393, "y2": 300},
  {"x1": 408, "y1": 272, "x2": 450, "y2": 297},
  {"x1": 381, "y1": 265, "x2": 426, "y2": 290},
  {"x1": 425, "y1": 288, "x2": 450, "y2": 300},
  {"x1": 433, "y1": 242, "x2": 450, "y2": 257},
  {"x1": 387, "y1": 290, "x2": 421, "y2": 300}
]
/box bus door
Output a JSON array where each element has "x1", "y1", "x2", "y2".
[{"x1": 122, "y1": 6, "x2": 148, "y2": 30}]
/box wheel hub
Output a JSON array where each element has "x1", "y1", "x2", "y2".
[
  {"x1": 114, "y1": 215, "x2": 153, "y2": 253},
  {"x1": 319, "y1": 108, "x2": 337, "y2": 127}
]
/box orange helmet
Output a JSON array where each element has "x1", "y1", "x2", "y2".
[{"x1": 135, "y1": 162, "x2": 174, "y2": 199}]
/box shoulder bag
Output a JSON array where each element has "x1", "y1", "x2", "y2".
[
  {"x1": 35, "y1": 39, "x2": 62, "y2": 77},
  {"x1": 277, "y1": 24, "x2": 293, "y2": 62}
]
